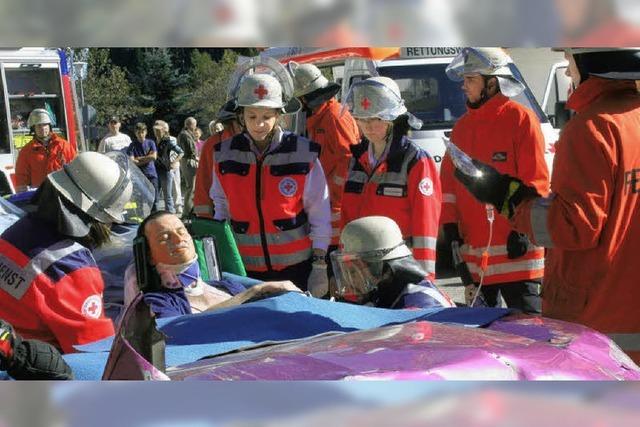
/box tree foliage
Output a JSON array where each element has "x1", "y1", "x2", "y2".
[{"x1": 83, "y1": 48, "x2": 149, "y2": 125}]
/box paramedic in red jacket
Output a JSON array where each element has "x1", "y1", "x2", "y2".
[
  {"x1": 193, "y1": 101, "x2": 242, "y2": 218},
  {"x1": 210, "y1": 60, "x2": 331, "y2": 297},
  {"x1": 0, "y1": 152, "x2": 132, "y2": 353},
  {"x1": 14, "y1": 108, "x2": 76, "y2": 192},
  {"x1": 441, "y1": 48, "x2": 550, "y2": 313},
  {"x1": 288, "y1": 61, "x2": 360, "y2": 247},
  {"x1": 454, "y1": 48, "x2": 640, "y2": 364},
  {"x1": 340, "y1": 76, "x2": 441, "y2": 280}
]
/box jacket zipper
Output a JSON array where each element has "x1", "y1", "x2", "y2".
[{"x1": 255, "y1": 154, "x2": 272, "y2": 271}]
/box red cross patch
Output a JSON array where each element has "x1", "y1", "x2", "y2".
[
  {"x1": 279, "y1": 177, "x2": 298, "y2": 197},
  {"x1": 361, "y1": 97, "x2": 371, "y2": 110},
  {"x1": 81, "y1": 295, "x2": 102, "y2": 319},
  {"x1": 254, "y1": 84, "x2": 269, "y2": 99}
]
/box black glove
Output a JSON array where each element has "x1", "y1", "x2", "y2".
[
  {"x1": 443, "y1": 223, "x2": 464, "y2": 246},
  {"x1": 507, "y1": 230, "x2": 530, "y2": 259},
  {"x1": 454, "y1": 159, "x2": 539, "y2": 218},
  {"x1": 0, "y1": 319, "x2": 73, "y2": 380}
]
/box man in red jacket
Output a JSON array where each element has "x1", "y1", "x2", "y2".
[
  {"x1": 14, "y1": 108, "x2": 76, "y2": 192},
  {"x1": 441, "y1": 48, "x2": 549, "y2": 313},
  {"x1": 454, "y1": 48, "x2": 640, "y2": 364},
  {"x1": 289, "y1": 61, "x2": 360, "y2": 249}
]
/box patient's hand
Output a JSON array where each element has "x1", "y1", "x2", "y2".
[{"x1": 255, "y1": 281, "x2": 302, "y2": 296}]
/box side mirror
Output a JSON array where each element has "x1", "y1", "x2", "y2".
[{"x1": 554, "y1": 101, "x2": 571, "y2": 129}]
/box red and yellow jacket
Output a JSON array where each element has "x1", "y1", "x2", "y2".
[
  {"x1": 193, "y1": 128, "x2": 236, "y2": 218},
  {"x1": 512, "y1": 78, "x2": 640, "y2": 363},
  {"x1": 441, "y1": 93, "x2": 549, "y2": 285},
  {"x1": 306, "y1": 98, "x2": 360, "y2": 245},
  {"x1": 0, "y1": 216, "x2": 114, "y2": 354},
  {"x1": 341, "y1": 136, "x2": 441, "y2": 279},
  {"x1": 15, "y1": 133, "x2": 76, "y2": 189},
  {"x1": 213, "y1": 132, "x2": 322, "y2": 272}
]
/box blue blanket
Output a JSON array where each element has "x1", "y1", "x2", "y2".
[{"x1": 64, "y1": 293, "x2": 510, "y2": 380}]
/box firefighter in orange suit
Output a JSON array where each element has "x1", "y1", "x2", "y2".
[
  {"x1": 193, "y1": 101, "x2": 242, "y2": 218},
  {"x1": 288, "y1": 61, "x2": 360, "y2": 248},
  {"x1": 340, "y1": 76, "x2": 441, "y2": 280},
  {"x1": 454, "y1": 48, "x2": 640, "y2": 364},
  {"x1": 15, "y1": 109, "x2": 76, "y2": 192},
  {"x1": 210, "y1": 58, "x2": 332, "y2": 297},
  {"x1": 441, "y1": 48, "x2": 550, "y2": 313}
]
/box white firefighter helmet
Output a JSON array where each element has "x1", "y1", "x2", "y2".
[
  {"x1": 288, "y1": 61, "x2": 330, "y2": 97},
  {"x1": 561, "y1": 48, "x2": 640, "y2": 80},
  {"x1": 27, "y1": 108, "x2": 52, "y2": 127},
  {"x1": 331, "y1": 216, "x2": 412, "y2": 303},
  {"x1": 343, "y1": 76, "x2": 423, "y2": 129},
  {"x1": 445, "y1": 47, "x2": 525, "y2": 97},
  {"x1": 228, "y1": 56, "x2": 300, "y2": 114},
  {"x1": 48, "y1": 151, "x2": 134, "y2": 224}
]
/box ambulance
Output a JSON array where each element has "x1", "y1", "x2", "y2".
[
  {"x1": 0, "y1": 48, "x2": 79, "y2": 195},
  {"x1": 262, "y1": 47, "x2": 558, "y2": 173}
]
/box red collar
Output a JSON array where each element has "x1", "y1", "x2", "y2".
[
  {"x1": 465, "y1": 93, "x2": 510, "y2": 120},
  {"x1": 566, "y1": 77, "x2": 637, "y2": 113}
]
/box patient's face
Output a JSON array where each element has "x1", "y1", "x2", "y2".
[{"x1": 145, "y1": 214, "x2": 196, "y2": 265}]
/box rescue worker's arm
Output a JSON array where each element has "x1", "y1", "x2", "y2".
[
  {"x1": 407, "y1": 154, "x2": 441, "y2": 278},
  {"x1": 512, "y1": 118, "x2": 616, "y2": 250},
  {"x1": 513, "y1": 109, "x2": 550, "y2": 196},
  {"x1": 303, "y1": 159, "x2": 332, "y2": 252},
  {"x1": 14, "y1": 147, "x2": 31, "y2": 192},
  {"x1": 193, "y1": 138, "x2": 217, "y2": 218},
  {"x1": 205, "y1": 281, "x2": 302, "y2": 310},
  {"x1": 439, "y1": 151, "x2": 461, "y2": 233},
  {"x1": 41, "y1": 260, "x2": 115, "y2": 354},
  {"x1": 322, "y1": 115, "x2": 358, "y2": 202},
  {"x1": 210, "y1": 166, "x2": 230, "y2": 221}
]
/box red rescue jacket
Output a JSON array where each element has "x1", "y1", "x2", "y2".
[{"x1": 15, "y1": 133, "x2": 76, "y2": 189}]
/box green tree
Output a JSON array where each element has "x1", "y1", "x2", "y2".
[
  {"x1": 83, "y1": 48, "x2": 148, "y2": 125},
  {"x1": 130, "y1": 48, "x2": 189, "y2": 132},
  {"x1": 177, "y1": 49, "x2": 240, "y2": 134}
]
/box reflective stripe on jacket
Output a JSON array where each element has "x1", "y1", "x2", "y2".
[
  {"x1": 306, "y1": 98, "x2": 360, "y2": 245},
  {"x1": 440, "y1": 93, "x2": 549, "y2": 285},
  {"x1": 214, "y1": 132, "x2": 320, "y2": 272},
  {"x1": 512, "y1": 78, "x2": 640, "y2": 363},
  {"x1": 341, "y1": 136, "x2": 441, "y2": 279},
  {"x1": 0, "y1": 216, "x2": 114, "y2": 353}
]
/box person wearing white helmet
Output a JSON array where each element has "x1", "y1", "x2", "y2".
[
  {"x1": 0, "y1": 152, "x2": 137, "y2": 353},
  {"x1": 288, "y1": 61, "x2": 360, "y2": 251},
  {"x1": 440, "y1": 47, "x2": 550, "y2": 314},
  {"x1": 14, "y1": 108, "x2": 76, "y2": 193},
  {"x1": 455, "y1": 48, "x2": 640, "y2": 364},
  {"x1": 194, "y1": 100, "x2": 243, "y2": 219},
  {"x1": 341, "y1": 76, "x2": 441, "y2": 281},
  {"x1": 332, "y1": 216, "x2": 454, "y2": 309},
  {"x1": 210, "y1": 59, "x2": 331, "y2": 297}
]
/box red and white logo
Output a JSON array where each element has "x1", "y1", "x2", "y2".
[
  {"x1": 418, "y1": 177, "x2": 433, "y2": 196},
  {"x1": 279, "y1": 177, "x2": 298, "y2": 197},
  {"x1": 81, "y1": 295, "x2": 103, "y2": 319}
]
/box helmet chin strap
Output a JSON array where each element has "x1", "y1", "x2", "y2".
[{"x1": 466, "y1": 76, "x2": 498, "y2": 109}]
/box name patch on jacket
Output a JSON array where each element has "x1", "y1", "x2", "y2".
[
  {"x1": 492, "y1": 152, "x2": 508, "y2": 162},
  {"x1": 0, "y1": 254, "x2": 29, "y2": 300}
]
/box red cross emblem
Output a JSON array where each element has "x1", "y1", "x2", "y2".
[
  {"x1": 361, "y1": 97, "x2": 371, "y2": 110},
  {"x1": 254, "y1": 84, "x2": 269, "y2": 99},
  {"x1": 283, "y1": 181, "x2": 295, "y2": 193},
  {"x1": 88, "y1": 301, "x2": 99, "y2": 315}
]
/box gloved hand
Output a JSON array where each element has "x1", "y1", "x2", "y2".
[
  {"x1": 454, "y1": 159, "x2": 539, "y2": 218},
  {"x1": 0, "y1": 319, "x2": 17, "y2": 371},
  {"x1": 307, "y1": 263, "x2": 329, "y2": 298},
  {"x1": 507, "y1": 230, "x2": 530, "y2": 259}
]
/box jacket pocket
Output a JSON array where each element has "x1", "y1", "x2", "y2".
[
  {"x1": 219, "y1": 160, "x2": 250, "y2": 176},
  {"x1": 273, "y1": 211, "x2": 308, "y2": 231},
  {"x1": 230, "y1": 219, "x2": 249, "y2": 234},
  {"x1": 270, "y1": 163, "x2": 310, "y2": 176}
]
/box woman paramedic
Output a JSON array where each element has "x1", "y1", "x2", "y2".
[
  {"x1": 340, "y1": 76, "x2": 441, "y2": 279},
  {"x1": 210, "y1": 57, "x2": 332, "y2": 297}
]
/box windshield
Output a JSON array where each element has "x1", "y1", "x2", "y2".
[{"x1": 377, "y1": 62, "x2": 548, "y2": 130}]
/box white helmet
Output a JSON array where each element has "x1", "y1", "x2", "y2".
[
  {"x1": 446, "y1": 47, "x2": 525, "y2": 97},
  {"x1": 48, "y1": 151, "x2": 133, "y2": 224},
  {"x1": 331, "y1": 216, "x2": 412, "y2": 303},
  {"x1": 343, "y1": 77, "x2": 423, "y2": 129},
  {"x1": 288, "y1": 61, "x2": 330, "y2": 97},
  {"x1": 27, "y1": 108, "x2": 52, "y2": 127},
  {"x1": 237, "y1": 73, "x2": 288, "y2": 110}
]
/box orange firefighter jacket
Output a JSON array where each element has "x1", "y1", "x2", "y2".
[
  {"x1": 306, "y1": 97, "x2": 360, "y2": 245},
  {"x1": 441, "y1": 93, "x2": 549, "y2": 285},
  {"x1": 512, "y1": 77, "x2": 640, "y2": 363},
  {"x1": 15, "y1": 133, "x2": 76, "y2": 189}
]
